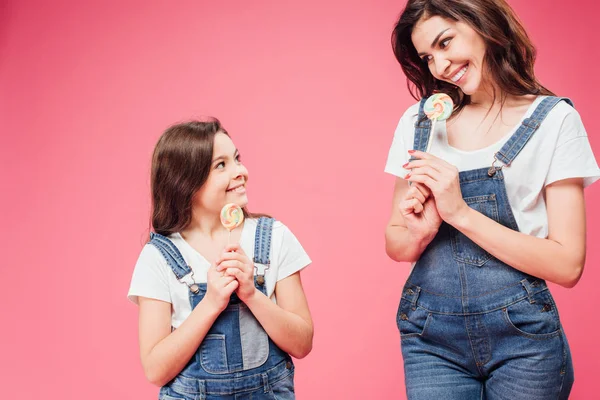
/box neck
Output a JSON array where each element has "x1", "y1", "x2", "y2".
[{"x1": 182, "y1": 208, "x2": 227, "y2": 239}]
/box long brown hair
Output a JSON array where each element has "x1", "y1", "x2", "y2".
[
  {"x1": 391, "y1": 0, "x2": 554, "y2": 113},
  {"x1": 150, "y1": 118, "x2": 265, "y2": 237}
]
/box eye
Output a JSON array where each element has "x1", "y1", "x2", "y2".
[
  {"x1": 216, "y1": 161, "x2": 225, "y2": 169},
  {"x1": 235, "y1": 154, "x2": 242, "y2": 163},
  {"x1": 439, "y1": 37, "x2": 451, "y2": 49},
  {"x1": 421, "y1": 54, "x2": 433, "y2": 64}
]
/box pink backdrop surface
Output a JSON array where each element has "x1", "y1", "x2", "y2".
[{"x1": 1, "y1": 1, "x2": 598, "y2": 398}]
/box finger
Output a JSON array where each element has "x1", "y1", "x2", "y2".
[
  {"x1": 403, "y1": 159, "x2": 443, "y2": 173},
  {"x1": 217, "y1": 251, "x2": 248, "y2": 264},
  {"x1": 224, "y1": 279, "x2": 240, "y2": 293},
  {"x1": 223, "y1": 243, "x2": 241, "y2": 253},
  {"x1": 217, "y1": 260, "x2": 244, "y2": 272},
  {"x1": 406, "y1": 174, "x2": 437, "y2": 190},
  {"x1": 412, "y1": 182, "x2": 431, "y2": 199},
  {"x1": 407, "y1": 166, "x2": 440, "y2": 181},
  {"x1": 409, "y1": 150, "x2": 454, "y2": 171},
  {"x1": 399, "y1": 198, "x2": 421, "y2": 216},
  {"x1": 225, "y1": 268, "x2": 247, "y2": 281},
  {"x1": 223, "y1": 243, "x2": 248, "y2": 257},
  {"x1": 413, "y1": 200, "x2": 424, "y2": 214},
  {"x1": 406, "y1": 186, "x2": 426, "y2": 204}
]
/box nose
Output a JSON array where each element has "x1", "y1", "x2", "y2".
[
  {"x1": 433, "y1": 56, "x2": 450, "y2": 78},
  {"x1": 233, "y1": 161, "x2": 247, "y2": 179}
]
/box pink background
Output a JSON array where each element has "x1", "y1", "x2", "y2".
[{"x1": 2, "y1": 0, "x2": 598, "y2": 398}]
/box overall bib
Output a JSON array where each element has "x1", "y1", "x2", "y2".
[
  {"x1": 150, "y1": 218, "x2": 295, "y2": 400},
  {"x1": 398, "y1": 97, "x2": 574, "y2": 399}
]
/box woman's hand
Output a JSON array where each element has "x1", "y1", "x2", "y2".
[
  {"x1": 399, "y1": 181, "x2": 442, "y2": 239},
  {"x1": 216, "y1": 244, "x2": 257, "y2": 303},
  {"x1": 404, "y1": 150, "x2": 469, "y2": 225}
]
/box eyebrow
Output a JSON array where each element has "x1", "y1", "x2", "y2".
[
  {"x1": 417, "y1": 28, "x2": 451, "y2": 57},
  {"x1": 212, "y1": 149, "x2": 239, "y2": 164}
]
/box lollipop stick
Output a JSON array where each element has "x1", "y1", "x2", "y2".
[
  {"x1": 227, "y1": 230, "x2": 231, "y2": 246},
  {"x1": 426, "y1": 118, "x2": 437, "y2": 154}
]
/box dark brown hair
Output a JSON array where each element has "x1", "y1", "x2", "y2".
[
  {"x1": 150, "y1": 118, "x2": 264, "y2": 236},
  {"x1": 391, "y1": 0, "x2": 554, "y2": 113}
]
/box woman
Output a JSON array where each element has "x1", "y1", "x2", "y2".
[{"x1": 384, "y1": 0, "x2": 600, "y2": 398}]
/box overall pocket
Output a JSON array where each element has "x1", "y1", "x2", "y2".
[
  {"x1": 199, "y1": 303, "x2": 270, "y2": 373},
  {"x1": 501, "y1": 289, "x2": 562, "y2": 339},
  {"x1": 199, "y1": 333, "x2": 229, "y2": 373},
  {"x1": 397, "y1": 298, "x2": 432, "y2": 339},
  {"x1": 451, "y1": 194, "x2": 499, "y2": 266}
]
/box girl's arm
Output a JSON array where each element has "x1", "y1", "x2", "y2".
[
  {"x1": 217, "y1": 244, "x2": 313, "y2": 359},
  {"x1": 406, "y1": 150, "x2": 586, "y2": 288},
  {"x1": 243, "y1": 272, "x2": 313, "y2": 359},
  {"x1": 137, "y1": 265, "x2": 238, "y2": 386}
]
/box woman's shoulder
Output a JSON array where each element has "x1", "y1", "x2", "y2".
[
  {"x1": 538, "y1": 96, "x2": 585, "y2": 140},
  {"x1": 401, "y1": 101, "x2": 422, "y2": 121}
]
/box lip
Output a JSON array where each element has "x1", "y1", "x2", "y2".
[
  {"x1": 447, "y1": 63, "x2": 469, "y2": 83},
  {"x1": 227, "y1": 183, "x2": 246, "y2": 192}
]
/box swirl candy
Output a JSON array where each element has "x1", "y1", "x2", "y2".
[
  {"x1": 423, "y1": 93, "x2": 454, "y2": 154},
  {"x1": 424, "y1": 93, "x2": 454, "y2": 121},
  {"x1": 220, "y1": 203, "x2": 244, "y2": 231}
]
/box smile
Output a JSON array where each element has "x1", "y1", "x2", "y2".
[
  {"x1": 451, "y1": 64, "x2": 468, "y2": 83},
  {"x1": 227, "y1": 185, "x2": 246, "y2": 194}
]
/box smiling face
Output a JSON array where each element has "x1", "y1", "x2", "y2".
[
  {"x1": 411, "y1": 16, "x2": 489, "y2": 96},
  {"x1": 193, "y1": 132, "x2": 249, "y2": 215}
]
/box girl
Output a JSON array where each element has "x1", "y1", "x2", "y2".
[
  {"x1": 128, "y1": 119, "x2": 313, "y2": 400},
  {"x1": 384, "y1": 0, "x2": 599, "y2": 398}
]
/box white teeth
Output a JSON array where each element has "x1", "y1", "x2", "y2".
[
  {"x1": 451, "y1": 65, "x2": 468, "y2": 82},
  {"x1": 228, "y1": 186, "x2": 245, "y2": 193}
]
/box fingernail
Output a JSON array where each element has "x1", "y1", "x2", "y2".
[
  {"x1": 402, "y1": 162, "x2": 410, "y2": 168},
  {"x1": 404, "y1": 173, "x2": 411, "y2": 179},
  {"x1": 408, "y1": 150, "x2": 415, "y2": 154}
]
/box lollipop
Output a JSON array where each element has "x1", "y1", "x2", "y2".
[
  {"x1": 220, "y1": 203, "x2": 244, "y2": 243},
  {"x1": 423, "y1": 93, "x2": 454, "y2": 153}
]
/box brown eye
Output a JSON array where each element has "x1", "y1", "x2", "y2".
[{"x1": 440, "y1": 38, "x2": 451, "y2": 49}]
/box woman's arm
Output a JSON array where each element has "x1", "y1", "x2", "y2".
[
  {"x1": 406, "y1": 150, "x2": 586, "y2": 288},
  {"x1": 137, "y1": 265, "x2": 238, "y2": 386},
  {"x1": 385, "y1": 177, "x2": 442, "y2": 262},
  {"x1": 449, "y1": 178, "x2": 586, "y2": 288}
]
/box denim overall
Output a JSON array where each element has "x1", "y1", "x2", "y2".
[
  {"x1": 149, "y1": 218, "x2": 295, "y2": 400},
  {"x1": 398, "y1": 97, "x2": 574, "y2": 399}
]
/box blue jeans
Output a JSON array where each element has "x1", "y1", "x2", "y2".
[
  {"x1": 399, "y1": 97, "x2": 576, "y2": 399},
  {"x1": 399, "y1": 280, "x2": 574, "y2": 399}
]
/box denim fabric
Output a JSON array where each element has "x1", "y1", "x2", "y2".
[
  {"x1": 150, "y1": 217, "x2": 295, "y2": 400},
  {"x1": 399, "y1": 97, "x2": 574, "y2": 399}
]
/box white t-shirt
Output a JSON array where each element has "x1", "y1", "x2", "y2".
[
  {"x1": 128, "y1": 219, "x2": 311, "y2": 328},
  {"x1": 385, "y1": 96, "x2": 600, "y2": 238}
]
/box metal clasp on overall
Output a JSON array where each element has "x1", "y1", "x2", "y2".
[
  {"x1": 254, "y1": 263, "x2": 270, "y2": 286},
  {"x1": 488, "y1": 153, "x2": 504, "y2": 177},
  {"x1": 178, "y1": 269, "x2": 200, "y2": 294}
]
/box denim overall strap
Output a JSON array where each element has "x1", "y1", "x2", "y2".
[
  {"x1": 495, "y1": 97, "x2": 574, "y2": 166},
  {"x1": 253, "y1": 217, "x2": 274, "y2": 285},
  {"x1": 149, "y1": 232, "x2": 198, "y2": 293},
  {"x1": 412, "y1": 98, "x2": 432, "y2": 155}
]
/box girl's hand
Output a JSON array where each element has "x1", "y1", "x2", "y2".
[
  {"x1": 399, "y1": 181, "x2": 442, "y2": 239},
  {"x1": 205, "y1": 263, "x2": 239, "y2": 312},
  {"x1": 216, "y1": 244, "x2": 257, "y2": 303},
  {"x1": 404, "y1": 150, "x2": 469, "y2": 225}
]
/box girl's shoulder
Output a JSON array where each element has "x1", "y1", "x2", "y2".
[{"x1": 245, "y1": 217, "x2": 290, "y2": 235}]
